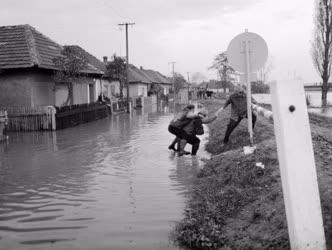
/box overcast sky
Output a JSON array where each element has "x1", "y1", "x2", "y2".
[{"x1": 0, "y1": 0, "x2": 320, "y2": 83}]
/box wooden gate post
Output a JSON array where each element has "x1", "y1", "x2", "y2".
[{"x1": 270, "y1": 80, "x2": 326, "y2": 250}]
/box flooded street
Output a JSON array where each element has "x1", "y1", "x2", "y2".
[{"x1": 0, "y1": 104, "x2": 209, "y2": 250}]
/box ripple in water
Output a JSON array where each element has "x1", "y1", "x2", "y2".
[{"x1": 0, "y1": 104, "x2": 209, "y2": 250}]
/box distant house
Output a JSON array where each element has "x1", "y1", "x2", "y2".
[
  {"x1": 64, "y1": 46, "x2": 121, "y2": 101},
  {"x1": 140, "y1": 67, "x2": 172, "y2": 95},
  {"x1": 0, "y1": 24, "x2": 103, "y2": 107},
  {"x1": 124, "y1": 64, "x2": 151, "y2": 97}
]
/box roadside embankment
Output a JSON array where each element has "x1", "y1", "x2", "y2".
[{"x1": 173, "y1": 99, "x2": 332, "y2": 249}]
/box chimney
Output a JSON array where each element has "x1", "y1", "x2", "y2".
[
  {"x1": 140, "y1": 66, "x2": 143, "y2": 70},
  {"x1": 103, "y1": 56, "x2": 108, "y2": 63}
]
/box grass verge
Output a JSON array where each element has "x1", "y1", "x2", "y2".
[{"x1": 172, "y1": 99, "x2": 332, "y2": 250}]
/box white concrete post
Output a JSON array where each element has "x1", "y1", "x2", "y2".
[
  {"x1": 110, "y1": 101, "x2": 114, "y2": 114},
  {"x1": 270, "y1": 80, "x2": 326, "y2": 250},
  {"x1": 47, "y1": 106, "x2": 56, "y2": 131}
]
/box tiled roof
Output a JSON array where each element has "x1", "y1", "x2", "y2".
[
  {"x1": 65, "y1": 45, "x2": 106, "y2": 73},
  {"x1": 141, "y1": 68, "x2": 172, "y2": 85},
  {"x1": 128, "y1": 64, "x2": 153, "y2": 84},
  {"x1": 0, "y1": 25, "x2": 62, "y2": 69},
  {"x1": 0, "y1": 25, "x2": 102, "y2": 75}
]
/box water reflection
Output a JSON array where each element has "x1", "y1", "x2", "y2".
[{"x1": 0, "y1": 103, "x2": 208, "y2": 250}]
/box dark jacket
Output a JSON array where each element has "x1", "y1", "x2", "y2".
[
  {"x1": 224, "y1": 90, "x2": 257, "y2": 119},
  {"x1": 183, "y1": 117, "x2": 204, "y2": 135}
]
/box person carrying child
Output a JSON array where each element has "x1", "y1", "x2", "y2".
[
  {"x1": 168, "y1": 104, "x2": 197, "y2": 154},
  {"x1": 169, "y1": 106, "x2": 222, "y2": 156}
]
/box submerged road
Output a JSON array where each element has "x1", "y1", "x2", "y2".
[{"x1": 0, "y1": 104, "x2": 209, "y2": 250}]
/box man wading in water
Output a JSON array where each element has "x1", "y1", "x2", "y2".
[
  {"x1": 221, "y1": 85, "x2": 257, "y2": 144},
  {"x1": 168, "y1": 104, "x2": 196, "y2": 155},
  {"x1": 168, "y1": 105, "x2": 222, "y2": 156}
]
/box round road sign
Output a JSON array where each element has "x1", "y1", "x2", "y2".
[{"x1": 227, "y1": 31, "x2": 268, "y2": 73}]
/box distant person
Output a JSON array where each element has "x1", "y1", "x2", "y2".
[
  {"x1": 168, "y1": 104, "x2": 196, "y2": 153},
  {"x1": 221, "y1": 85, "x2": 257, "y2": 144},
  {"x1": 206, "y1": 91, "x2": 213, "y2": 98}
]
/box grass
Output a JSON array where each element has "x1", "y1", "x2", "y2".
[{"x1": 172, "y1": 99, "x2": 332, "y2": 250}]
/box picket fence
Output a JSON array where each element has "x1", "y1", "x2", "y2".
[{"x1": 0, "y1": 106, "x2": 53, "y2": 132}]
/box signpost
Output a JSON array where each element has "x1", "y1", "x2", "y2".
[
  {"x1": 227, "y1": 30, "x2": 268, "y2": 144},
  {"x1": 226, "y1": 30, "x2": 326, "y2": 249}
]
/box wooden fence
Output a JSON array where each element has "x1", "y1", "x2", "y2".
[
  {"x1": 0, "y1": 106, "x2": 53, "y2": 132},
  {"x1": 0, "y1": 110, "x2": 8, "y2": 141},
  {"x1": 55, "y1": 103, "x2": 109, "y2": 130},
  {"x1": 143, "y1": 95, "x2": 157, "y2": 106},
  {"x1": 109, "y1": 100, "x2": 128, "y2": 114}
]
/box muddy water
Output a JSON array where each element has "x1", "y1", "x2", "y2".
[{"x1": 0, "y1": 104, "x2": 209, "y2": 250}]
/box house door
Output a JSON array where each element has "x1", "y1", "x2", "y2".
[{"x1": 89, "y1": 84, "x2": 94, "y2": 103}]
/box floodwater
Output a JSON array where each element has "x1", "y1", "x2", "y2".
[
  {"x1": 253, "y1": 93, "x2": 332, "y2": 118},
  {"x1": 0, "y1": 104, "x2": 209, "y2": 250}
]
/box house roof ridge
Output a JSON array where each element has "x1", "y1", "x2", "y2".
[
  {"x1": 64, "y1": 45, "x2": 105, "y2": 74},
  {"x1": 0, "y1": 24, "x2": 28, "y2": 29},
  {"x1": 24, "y1": 25, "x2": 40, "y2": 66}
]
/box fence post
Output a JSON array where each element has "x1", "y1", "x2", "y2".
[
  {"x1": 47, "y1": 106, "x2": 56, "y2": 131},
  {"x1": 0, "y1": 111, "x2": 8, "y2": 141},
  {"x1": 270, "y1": 80, "x2": 326, "y2": 249}
]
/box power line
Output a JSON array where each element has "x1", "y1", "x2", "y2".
[{"x1": 101, "y1": 0, "x2": 126, "y2": 21}]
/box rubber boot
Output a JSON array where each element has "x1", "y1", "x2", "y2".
[
  {"x1": 178, "y1": 139, "x2": 187, "y2": 156},
  {"x1": 168, "y1": 137, "x2": 179, "y2": 151},
  {"x1": 191, "y1": 142, "x2": 200, "y2": 155}
]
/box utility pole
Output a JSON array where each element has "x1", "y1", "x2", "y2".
[
  {"x1": 168, "y1": 62, "x2": 176, "y2": 113},
  {"x1": 118, "y1": 22, "x2": 135, "y2": 113},
  {"x1": 186, "y1": 72, "x2": 190, "y2": 104}
]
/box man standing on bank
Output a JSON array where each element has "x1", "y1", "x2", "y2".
[{"x1": 221, "y1": 85, "x2": 257, "y2": 144}]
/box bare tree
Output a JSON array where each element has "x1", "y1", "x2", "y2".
[
  {"x1": 209, "y1": 52, "x2": 235, "y2": 90},
  {"x1": 257, "y1": 56, "x2": 274, "y2": 84},
  {"x1": 311, "y1": 0, "x2": 332, "y2": 107}
]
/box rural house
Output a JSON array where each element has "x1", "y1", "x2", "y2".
[
  {"x1": 125, "y1": 64, "x2": 152, "y2": 97},
  {"x1": 140, "y1": 67, "x2": 172, "y2": 95},
  {"x1": 64, "y1": 47, "x2": 121, "y2": 101},
  {"x1": 0, "y1": 24, "x2": 103, "y2": 107}
]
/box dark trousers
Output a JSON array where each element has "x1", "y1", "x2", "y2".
[
  {"x1": 168, "y1": 125, "x2": 189, "y2": 140},
  {"x1": 223, "y1": 113, "x2": 257, "y2": 143},
  {"x1": 168, "y1": 125, "x2": 201, "y2": 155}
]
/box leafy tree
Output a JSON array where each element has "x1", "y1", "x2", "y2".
[
  {"x1": 105, "y1": 54, "x2": 126, "y2": 98},
  {"x1": 172, "y1": 72, "x2": 187, "y2": 95},
  {"x1": 148, "y1": 83, "x2": 163, "y2": 96},
  {"x1": 209, "y1": 52, "x2": 235, "y2": 91},
  {"x1": 311, "y1": 0, "x2": 332, "y2": 107},
  {"x1": 53, "y1": 47, "x2": 88, "y2": 106}
]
